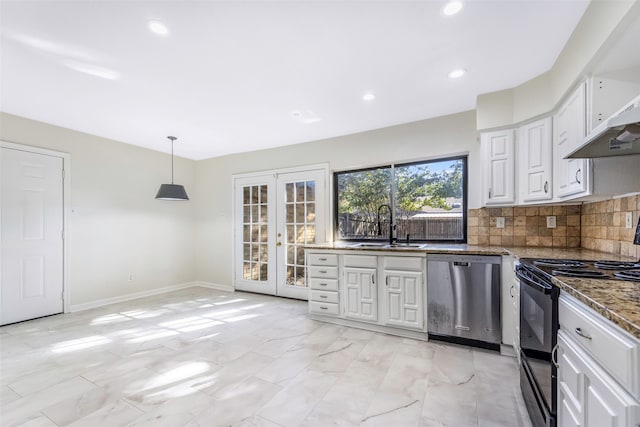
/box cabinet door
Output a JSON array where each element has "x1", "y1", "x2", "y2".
[
  {"x1": 558, "y1": 331, "x2": 640, "y2": 427},
  {"x1": 481, "y1": 129, "x2": 515, "y2": 205},
  {"x1": 554, "y1": 82, "x2": 591, "y2": 198},
  {"x1": 343, "y1": 267, "x2": 377, "y2": 322},
  {"x1": 519, "y1": 117, "x2": 552, "y2": 202},
  {"x1": 558, "y1": 331, "x2": 586, "y2": 426},
  {"x1": 383, "y1": 270, "x2": 423, "y2": 329}
]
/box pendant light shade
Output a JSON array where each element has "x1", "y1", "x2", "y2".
[{"x1": 156, "y1": 136, "x2": 189, "y2": 201}]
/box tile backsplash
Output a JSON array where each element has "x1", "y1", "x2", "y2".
[
  {"x1": 581, "y1": 194, "x2": 640, "y2": 258},
  {"x1": 467, "y1": 205, "x2": 581, "y2": 248},
  {"x1": 467, "y1": 193, "x2": 640, "y2": 258}
]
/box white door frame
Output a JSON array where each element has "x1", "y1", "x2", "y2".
[
  {"x1": 232, "y1": 163, "x2": 330, "y2": 294},
  {"x1": 1, "y1": 140, "x2": 71, "y2": 314}
]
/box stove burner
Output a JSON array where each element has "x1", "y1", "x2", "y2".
[
  {"x1": 614, "y1": 271, "x2": 640, "y2": 282},
  {"x1": 534, "y1": 259, "x2": 585, "y2": 268},
  {"x1": 552, "y1": 268, "x2": 609, "y2": 279},
  {"x1": 594, "y1": 261, "x2": 640, "y2": 270}
]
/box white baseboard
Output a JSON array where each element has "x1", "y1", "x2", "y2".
[
  {"x1": 193, "y1": 281, "x2": 235, "y2": 293},
  {"x1": 69, "y1": 281, "x2": 229, "y2": 312}
]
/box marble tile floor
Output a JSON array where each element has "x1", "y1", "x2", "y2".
[{"x1": 0, "y1": 287, "x2": 533, "y2": 427}]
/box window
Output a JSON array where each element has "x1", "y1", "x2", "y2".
[{"x1": 335, "y1": 156, "x2": 467, "y2": 242}]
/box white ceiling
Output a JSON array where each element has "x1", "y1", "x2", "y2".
[{"x1": 0, "y1": 0, "x2": 590, "y2": 160}]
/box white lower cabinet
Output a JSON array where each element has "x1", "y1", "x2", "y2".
[
  {"x1": 558, "y1": 331, "x2": 640, "y2": 427},
  {"x1": 306, "y1": 250, "x2": 426, "y2": 336},
  {"x1": 557, "y1": 294, "x2": 640, "y2": 427},
  {"x1": 307, "y1": 253, "x2": 340, "y2": 316},
  {"x1": 382, "y1": 256, "x2": 424, "y2": 330},
  {"x1": 343, "y1": 266, "x2": 378, "y2": 322}
]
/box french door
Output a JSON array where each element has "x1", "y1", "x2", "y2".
[{"x1": 234, "y1": 166, "x2": 327, "y2": 300}]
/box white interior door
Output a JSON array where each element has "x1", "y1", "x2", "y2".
[
  {"x1": 234, "y1": 167, "x2": 327, "y2": 300},
  {"x1": 1, "y1": 147, "x2": 64, "y2": 325}
]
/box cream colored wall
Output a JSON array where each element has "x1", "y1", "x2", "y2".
[
  {"x1": 195, "y1": 110, "x2": 479, "y2": 287},
  {"x1": 0, "y1": 113, "x2": 196, "y2": 306},
  {"x1": 477, "y1": 0, "x2": 637, "y2": 130}
]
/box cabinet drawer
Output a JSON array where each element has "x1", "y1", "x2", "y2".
[
  {"x1": 559, "y1": 295, "x2": 639, "y2": 396},
  {"x1": 383, "y1": 256, "x2": 423, "y2": 271},
  {"x1": 309, "y1": 278, "x2": 339, "y2": 291},
  {"x1": 310, "y1": 290, "x2": 338, "y2": 304},
  {"x1": 307, "y1": 253, "x2": 338, "y2": 266},
  {"x1": 343, "y1": 255, "x2": 377, "y2": 268},
  {"x1": 309, "y1": 301, "x2": 339, "y2": 316},
  {"x1": 307, "y1": 266, "x2": 338, "y2": 279}
]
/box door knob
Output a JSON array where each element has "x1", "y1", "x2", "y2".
[{"x1": 276, "y1": 242, "x2": 282, "y2": 247}]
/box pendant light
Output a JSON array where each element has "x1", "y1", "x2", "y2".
[{"x1": 155, "y1": 136, "x2": 189, "y2": 200}]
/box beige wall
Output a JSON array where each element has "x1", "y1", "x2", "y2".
[
  {"x1": 477, "y1": 0, "x2": 638, "y2": 130},
  {"x1": 195, "y1": 111, "x2": 479, "y2": 286},
  {"x1": 1, "y1": 113, "x2": 197, "y2": 307}
]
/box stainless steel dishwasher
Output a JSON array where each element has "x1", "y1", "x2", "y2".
[{"x1": 427, "y1": 254, "x2": 501, "y2": 348}]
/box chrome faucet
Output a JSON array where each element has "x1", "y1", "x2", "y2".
[{"x1": 377, "y1": 204, "x2": 396, "y2": 245}]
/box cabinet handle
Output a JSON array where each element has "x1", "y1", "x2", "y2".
[
  {"x1": 319, "y1": 306, "x2": 328, "y2": 310},
  {"x1": 575, "y1": 168, "x2": 581, "y2": 184},
  {"x1": 488, "y1": 189, "x2": 492, "y2": 199},
  {"x1": 319, "y1": 270, "x2": 327, "y2": 274},
  {"x1": 372, "y1": 275, "x2": 375, "y2": 285},
  {"x1": 544, "y1": 181, "x2": 548, "y2": 193},
  {"x1": 386, "y1": 276, "x2": 389, "y2": 286},
  {"x1": 551, "y1": 343, "x2": 559, "y2": 368},
  {"x1": 320, "y1": 295, "x2": 327, "y2": 299},
  {"x1": 319, "y1": 283, "x2": 327, "y2": 287},
  {"x1": 575, "y1": 327, "x2": 592, "y2": 340},
  {"x1": 319, "y1": 258, "x2": 327, "y2": 261},
  {"x1": 509, "y1": 285, "x2": 515, "y2": 298}
]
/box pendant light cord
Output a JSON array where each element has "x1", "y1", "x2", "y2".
[{"x1": 168, "y1": 136, "x2": 177, "y2": 184}]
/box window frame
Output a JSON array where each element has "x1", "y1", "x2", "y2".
[{"x1": 333, "y1": 155, "x2": 468, "y2": 244}]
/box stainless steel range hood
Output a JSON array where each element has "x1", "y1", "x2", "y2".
[{"x1": 567, "y1": 101, "x2": 640, "y2": 158}]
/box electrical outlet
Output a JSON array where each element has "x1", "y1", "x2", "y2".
[
  {"x1": 547, "y1": 216, "x2": 557, "y2": 228},
  {"x1": 496, "y1": 217, "x2": 505, "y2": 228},
  {"x1": 626, "y1": 212, "x2": 634, "y2": 229}
]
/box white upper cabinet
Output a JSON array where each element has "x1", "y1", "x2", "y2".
[
  {"x1": 554, "y1": 81, "x2": 592, "y2": 199},
  {"x1": 481, "y1": 129, "x2": 515, "y2": 206},
  {"x1": 518, "y1": 117, "x2": 553, "y2": 203}
]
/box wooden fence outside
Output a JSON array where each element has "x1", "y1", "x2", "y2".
[{"x1": 337, "y1": 214, "x2": 463, "y2": 240}]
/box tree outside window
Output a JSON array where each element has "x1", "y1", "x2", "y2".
[{"x1": 335, "y1": 157, "x2": 466, "y2": 242}]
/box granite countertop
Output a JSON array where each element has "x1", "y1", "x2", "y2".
[
  {"x1": 505, "y1": 247, "x2": 640, "y2": 340},
  {"x1": 306, "y1": 242, "x2": 640, "y2": 340}
]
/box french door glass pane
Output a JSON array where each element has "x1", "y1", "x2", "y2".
[
  {"x1": 242, "y1": 185, "x2": 269, "y2": 282},
  {"x1": 284, "y1": 180, "x2": 316, "y2": 287}
]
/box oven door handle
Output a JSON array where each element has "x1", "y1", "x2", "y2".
[
  {"x1": 551, "y1": 343, "x2": 559, "y2": 368},
  {"x1": 515, "y1": 269, "x2": 554, "y2": 294}
]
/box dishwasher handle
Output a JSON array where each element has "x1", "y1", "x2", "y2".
[{"x1": 453, "y1": 261, "x2": 470, "y2": 267}]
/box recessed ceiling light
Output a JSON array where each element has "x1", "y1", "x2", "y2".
[
  {"x1": 148, "y1": 20, "x2": 169, "y2": 36},
  {"x1": 442, "y1": 1, "x2": 464, "y2": 16},
  {"x1": 362, "y1": 93, "x2": 376, "y2": 101},
  {"x1": 448, "y1": 68, "x2": 466, "y2": 79}
]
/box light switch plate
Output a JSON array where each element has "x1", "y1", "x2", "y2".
[
  {"x1": 496, "y1": 217, "x2": 505, "y2": 228},
  {"x1": 626, "y1": 212, "x2": 633, "y2": 229},
  {"x1": 547, "y1": 216, "x2": 557, "y2": 228}
]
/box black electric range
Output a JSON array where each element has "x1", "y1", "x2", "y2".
[
  {"x1": 516, "y1": 256, "x2": 640, "y2": 427},
  {"x1": 526, "y1": 258, "x2": 640, "y2": 282}
]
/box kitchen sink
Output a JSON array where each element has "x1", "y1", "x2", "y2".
[
  {"x1": 353, "y1": 243, "x2": 387, "y2": 248},
  {"x1": 384, "y1": 243, "x2": 425, "y2": 248},
  {"x1": 350, "y1": 242, "x2": 425, "y2": 249}
]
